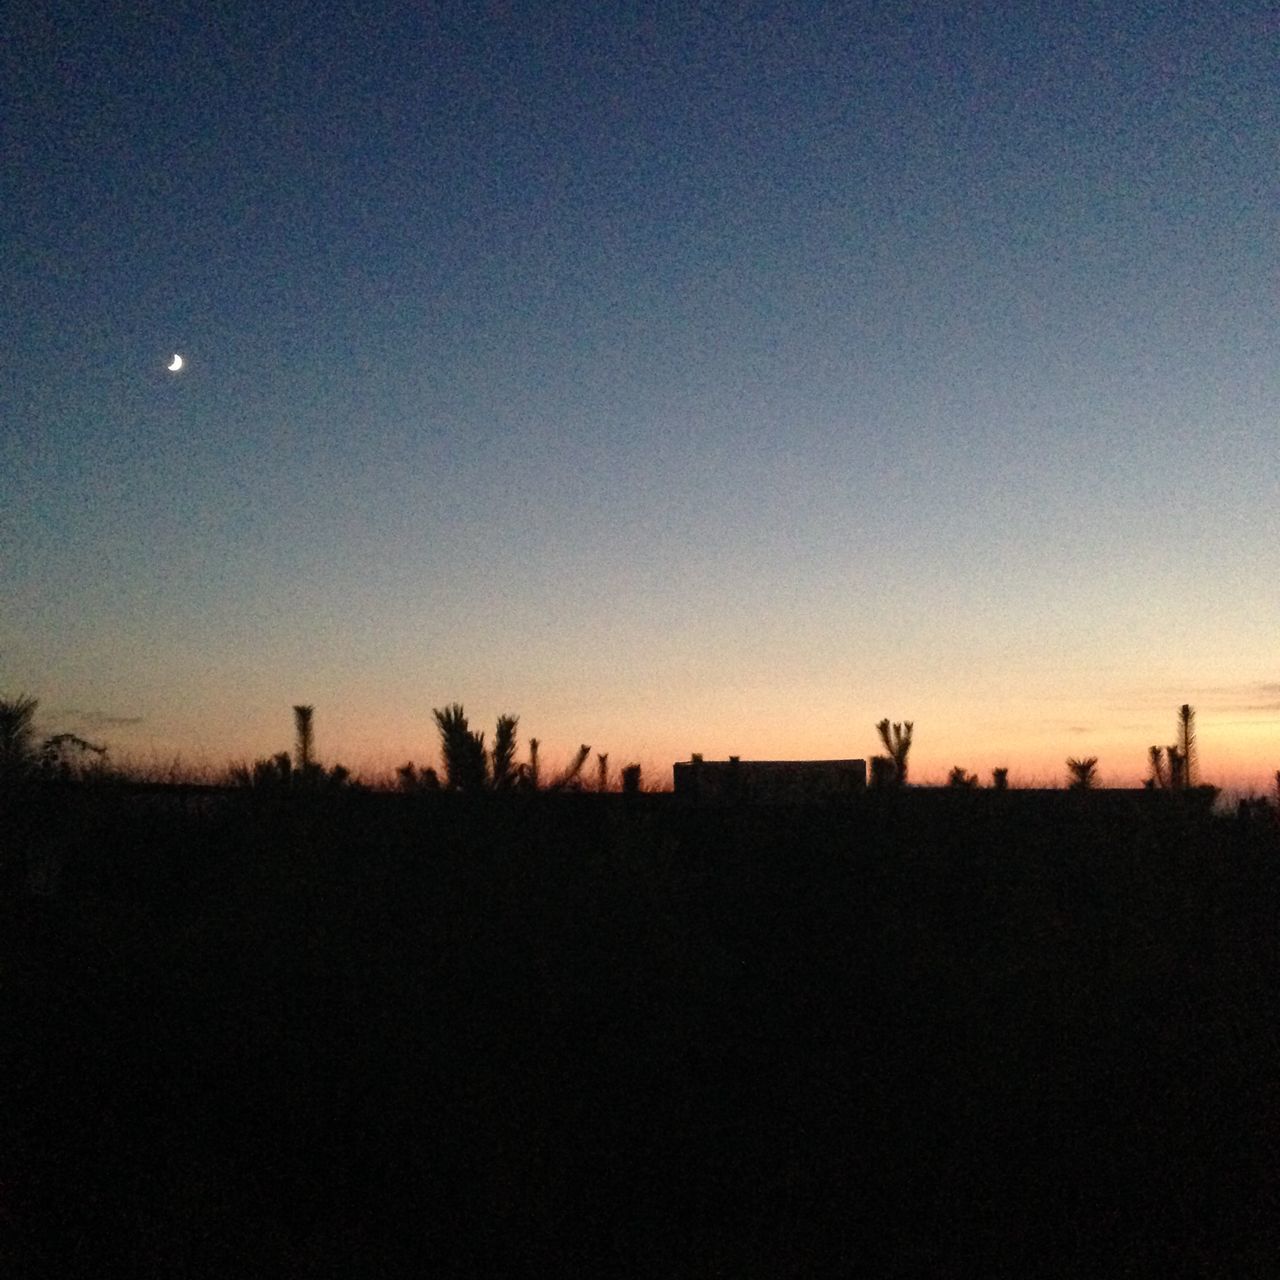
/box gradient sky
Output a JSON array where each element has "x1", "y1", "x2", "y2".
[{"x1": 4, "y1": 1, "x2": 1278, "y2": 787}]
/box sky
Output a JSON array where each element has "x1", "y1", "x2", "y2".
[{"x1": 3, "y1": 0, "x2": 1278, "y2": 787}]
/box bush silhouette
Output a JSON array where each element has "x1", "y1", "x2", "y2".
[
  {"x1": 1066, "y1": 756, "x2": 1099, "y2": 790},
  {"x1": 0, "y1": 694, "x2": 39, "y2": 778}
]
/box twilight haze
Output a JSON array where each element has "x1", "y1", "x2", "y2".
[{"x1": 3, "y1": 2, "x2": 1277, "y2": 787}]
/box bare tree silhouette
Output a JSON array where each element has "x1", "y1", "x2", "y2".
[{"x1": 875, "y1": 719, "x2": 914, "y2": 786}]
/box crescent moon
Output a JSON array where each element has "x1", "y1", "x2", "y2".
[{"x1": 167, "y1": 353, "x2": 184, "y2": 372}]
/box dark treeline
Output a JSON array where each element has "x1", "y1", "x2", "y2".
[{"x1": 3, "y1": 783, "x2": 1278, "y2": 1276}]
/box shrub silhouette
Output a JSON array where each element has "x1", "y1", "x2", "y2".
[
  {"x1": 991, "y1": 767, "x2": 1009, "y2": 790},
  {"x1": 621, "y1": 763, "x2": 642, "y2": 794},
  {"x1": 1, "y1": 694, "x2": 40, "y2": 778},
  {"x1": 38, "y1": 732, "x2": 108, "y2": 780},
  {"x1": 947, "y1": 766, "x2": 978, "y2": 789},
  {"x1": 230, "y1": 752, "x2": 293, "y2": 789},
  {"x1": 230, "y1": 706, "x2": 353, "y2": 790},
  {"x1": 875, "y1": 719, "x2": 914, "y2": 786},
  {"x1": 396, "y1": 762, "x2": 440, "y2": 792},
  {"x1": 1, "y1": 695, "x2": 111, "y2": 783},
  {"x1": 869, "y1": 755, "x2": 897, "y2": 788},
  {"x1": 1066, "y1": 756, "x2": 1099, "y2": 790}
]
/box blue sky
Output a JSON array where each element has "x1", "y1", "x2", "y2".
[{"x1": 4, "y1": 1, "x2": 1277, "y2": 784}]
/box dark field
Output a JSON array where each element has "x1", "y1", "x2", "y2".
[{"x1": 3, "y1": 788, "x2": 1278, "y2": 1276}]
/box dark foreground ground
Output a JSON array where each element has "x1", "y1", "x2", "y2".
[{"x1": 2, "y1": 787, "x2": 1278, "y2": 1277}]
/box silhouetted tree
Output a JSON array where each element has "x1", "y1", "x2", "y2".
[
  {"x1": 0, "y1": 694, "x2": 39, "y2": 777},
  {"x1": 1167, "y1": 744, "x2": 1185, "y2": 791},
  {"x1": 1177, "y1": 704, "x2": 1197, "y2": 788},
  {"x1": 38, "y1": 733, "x2": 107, "y2": 780},
  {"x1": 1066, "y1": 756, "x2": 1099, "y2": 790},
  {"x1": 526, "y1": 738, "x2": 541, "y2": 790},
  {"x1": 621, "y1": 763, "x2": 642, "y2": 794},
  {"x1": 991, "y1": 767, "x2": 1009, "y2": 790},
  {"x1": 491, "y1": 715, "x2": 520, "y2": 790},
  {"x1": 433, "y1": 704, "x2": 487, "y2": 791},
  {"x1": 875, "y1": 719, "x2": 914, "y2": 786},
  {"x1": 597, "y1": 752, "x2": 609, "y2": 792},
  {"x1": 293, "y1": 705, "x2": 315, "y2": 774},
  {"x1": 396, "y1": 762, "x2": 440, "y2": 792}
]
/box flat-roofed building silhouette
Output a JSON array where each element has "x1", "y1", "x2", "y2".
[{"x1": 673, "y1": 755, "x2": 867, "y2": 803}]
